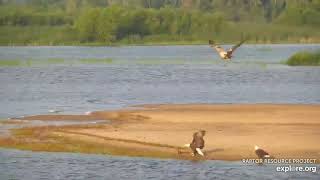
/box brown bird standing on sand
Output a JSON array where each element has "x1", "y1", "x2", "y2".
[
  {"x1": 184, "y1": 130, "x2": 206, "y2": 156},
  {"x1": 254, "y1": 145, "x2": 271, "y2": 159},
  {"x1": 209, "y1": 39, "x2": 246, "y2": 60}
]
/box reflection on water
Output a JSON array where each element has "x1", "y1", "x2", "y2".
[
  {"x1": 0, "y1": 149, "x2": 319, "y2": 180},
  {"x1": 0, "y1": 45, "x2": 319, "y2": 179}
]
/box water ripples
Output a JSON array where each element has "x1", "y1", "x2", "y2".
[
  {"x1": 2, "y1": 149, "x2": 319, "y2": 180},
  {"x1": 0, "y1": 45, "x2": 319, "y2": 179}
]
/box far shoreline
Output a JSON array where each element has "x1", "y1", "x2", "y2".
[{"x1": 1, "y1": 42, "x2": 320, "y2": 47}]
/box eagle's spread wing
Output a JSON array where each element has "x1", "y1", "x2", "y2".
[
  {"x1": 227, "y1": 39, "x2": 246, "y2": 54},
  {"x1": 209, "y1": 40, "x2": 226, "y2": 54}
]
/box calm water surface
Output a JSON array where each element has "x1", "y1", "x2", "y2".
[
  {"x1": 0, "y1": 149, "x2": 319, "y2": 180},
  {"x1": 0, "y1": 45, "x2": 319, "y2": 179},
  {"x1": 0, "y1": 45, "x2": 320, "y2": 118}
]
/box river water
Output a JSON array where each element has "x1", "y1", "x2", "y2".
[{"x1": 0, "y1": 44, "x2": 319, "y2": 179}]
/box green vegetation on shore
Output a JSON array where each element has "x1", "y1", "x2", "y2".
[
  {"x1": 0, "y1": 58, "x2": 114, "y2": 66},
  {"x1": 0, "y1": 0, "x2": 320, "y2": 45},
  {"x1": 286, "y1": 51, "x2": 320, "y2": 66}
]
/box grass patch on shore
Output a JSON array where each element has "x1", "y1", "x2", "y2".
[
  {"x1": 0, "y1": 59, "x2": 66, "y2": 67},
  {"x1": 0, "y1": 120, "x2": 26, "y2": 125},
  {"x1": 79, "y1": 58, "x2": 113, "y2": 64},
  {"x1": 286, "y1": 51, "x2": 320, "y2": 66},
  {"x1": 0, "y1": 60, "x2": 22, "y2": 66},
  {"x1": 46, "y1": 58, "x2": 65, "y2": 64},
  {"x1": 0, "y1": 58, "x2": 115, "y2": 67}
]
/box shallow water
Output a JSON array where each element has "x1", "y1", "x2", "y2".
[
  {"x1": 0, "y1": 149, "x2": 319, "y2": 180},
  {"x1": 0, "y1": 119, "x2": 107, "y2": 136},
  {"x1": 0, "y1": 45, "x2": 320, "y2": 179}
]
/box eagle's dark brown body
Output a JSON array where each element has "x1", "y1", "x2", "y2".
[
  {"x1": 254, "y1": 145, "x2": 271, "y2": 159},
  {"x1": 189, "y1": 130, "x2": 206, "y2": 156}
]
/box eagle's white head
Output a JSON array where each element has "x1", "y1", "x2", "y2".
[{"x1": 254, "y1": 145, "x2": 259, "y2": 150}]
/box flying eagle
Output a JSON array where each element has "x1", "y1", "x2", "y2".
[
  {"x1": 254, "y1": 145, "x2": 271, "y2": 159},
  {"x1": 209, "y1": 39, "x2": 246, "y2": 60},
  {"x1": 184, "y1": 130, "x2": 206, "y2": 156}
]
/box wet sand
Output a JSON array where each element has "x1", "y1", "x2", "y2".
[{"x1": 6, "y1": 104, "x2": 320, "y2": 161}]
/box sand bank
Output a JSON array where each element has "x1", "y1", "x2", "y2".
[{"x1": 2, "y1": 104, "x2": 320, "y2": 161}]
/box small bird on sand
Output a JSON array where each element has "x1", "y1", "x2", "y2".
[
  {"x1": 48, "y1": 109, "x2": 62, "y2": 113},
  {"x1": 209, "y1": 39, "x2": 246, "y2": 60},
  {"x1": 254, "y1": 145, "x2": 271, "y2": 159},
  {"x1": 184, "y1": 130, "x2": 206, "y2": 156},
  {"x1": 85, "y1": 111, "x2": 92, "y2": 115}
]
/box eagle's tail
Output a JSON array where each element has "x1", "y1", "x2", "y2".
[{"x1": 184, "y1": 144, "x2": 190, "y2": 147}]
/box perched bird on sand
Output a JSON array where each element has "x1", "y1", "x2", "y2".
[
  {"x1": 48, "y1": 109, "x2": 62, "y2": 113},
  {"x1": 209, "y1": 39, "x2": 246, "y2": 60},
  {"x1": 85, "y1": 111, "x2": 92, "y2": 115},
  {"x1": 254, "y1": 145, "x2": 271, "y2": 159},
  {"x1": 184, "y1": 130, "x2": 206, "y2": 156}
]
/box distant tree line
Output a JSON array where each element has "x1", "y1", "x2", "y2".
[
  {"x1": 2, "y1": 0, "x2": 320, "y2": 25},
  {"x1": 75, "y1": 6, "x2": 228, "y2": 43},
  {"x1": 0, "y1": 0, "x2": 319, "y2": 45}
]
